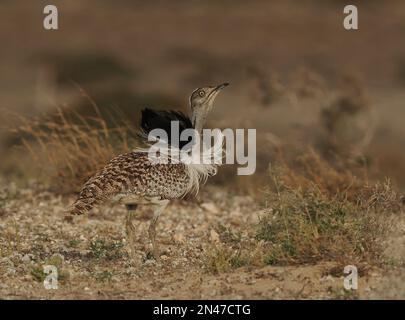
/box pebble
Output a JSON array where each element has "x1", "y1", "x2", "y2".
[
  {"x1": 160, "y1": 255, "x2": 169, "y2": 261},
  {"x1": 6, "y1": 267, "x2": 16, "y2": 276},
  {"x1": 209, "y1": 229, "x2": 220, "y2": 243},
  {"x1": 22, "y1": 254, "x2": 33, "y2": 264},
  {"x1": 173, "y1": 233, "x2": 185, "y2": 244},
  {"x1": 201, "y1": 202, "x2": 219, "y2": 214},
  {"x1": 321, "y1": 275, "x2": 334, "y2": 282},
  {"x1": 144, "y1": 260, "x2": 156, "y2": 266}
]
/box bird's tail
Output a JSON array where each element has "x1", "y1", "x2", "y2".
[
  {"x1": 68, "y1": 181, "x2": 108, "y2": 215},
  {"x1": 69, "y1": 197, "x2": 97, "y2": 215},
  {"x1": 67, "y1": 156, "x2": 127, "y2": 216},
  {"x1": 64, "y1": 197, "x2": 95, "y2": 222}
]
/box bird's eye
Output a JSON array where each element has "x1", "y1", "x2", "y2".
[{"x1": 198, "y1": 90, "x2": 205, "y2": 97}]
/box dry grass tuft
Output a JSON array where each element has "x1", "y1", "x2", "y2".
[{"x1": 7, "y1": 105, "x2": 139, "y2": 193}]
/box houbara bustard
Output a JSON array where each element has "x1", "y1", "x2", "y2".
[{"x1": 69, "y1": 83, "x2": 229, "y2": 257}]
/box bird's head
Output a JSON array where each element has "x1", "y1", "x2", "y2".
[{"x1": 189, "y1": 82, "x2": 229, "y2": 132}]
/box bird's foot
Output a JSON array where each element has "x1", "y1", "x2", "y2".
[
  {"x1": 125, "y1": 204, "x2": 138, "y2": 211},
  {"x1": 145, "y1": 243, "x2": 160, "y2": 260},
  {"x1": 145, "y1": 251, "x2": 156, "y2": 261}
]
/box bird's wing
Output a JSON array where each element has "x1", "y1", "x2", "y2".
[{"x1": 139, "y1": 108, "x2": 194, "y2": 149}]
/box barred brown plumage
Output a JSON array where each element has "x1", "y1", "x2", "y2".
[
  {"x1": 68, "y1": 83, "x2": 229, "y2": 259},
  {"x1": 70, "y1": 152, "x2": 189, "y2": 215}
]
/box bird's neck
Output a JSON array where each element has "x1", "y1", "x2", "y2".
[
  {"x1": 192, "y1": 114, "x2": 206, "y2": 134},
  {"x1": 191, "y1": 107, "x2": 208, "y2": 134}
]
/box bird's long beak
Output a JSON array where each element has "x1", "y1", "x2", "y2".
[
  {"x1": 207, "y1": 82, "x2": 229, "y2": 101},
  {"x1": 215, "y1": 82, "x2": 229, "y2": 91}
]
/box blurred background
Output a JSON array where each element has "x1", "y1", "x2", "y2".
[{"x1": 1, "y1": 0, "x2": 405, "y2": 192}]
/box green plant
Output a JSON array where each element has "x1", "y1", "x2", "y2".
[
  {"x1": 91, "y1": 270, "x2": 115, "y2": 282},
  {"x1": 256, "y1": 160, "x2": 393, "y2": 266},
  {"x1": 89, "y1": 239, "x2": 125, "y2": 261},
  {"x1": 68, "y1": 239, "x2": 81, "y2": 248}
]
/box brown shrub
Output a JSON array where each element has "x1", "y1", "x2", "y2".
[
  {"x1": 204, "y1": 149, "x2": 401, "y2": 272},
  {"x1": 256, "y1": 149, "x2": 400, "y2": 266}
]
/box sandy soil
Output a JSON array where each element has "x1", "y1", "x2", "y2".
[{"x1": 0, "y1": 182, "x2": 403, "y2": 300}]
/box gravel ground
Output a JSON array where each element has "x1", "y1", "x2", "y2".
[{"x1": 0, "y1": 182, "x2": 404, "y2": 299}]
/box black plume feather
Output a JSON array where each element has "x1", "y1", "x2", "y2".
[{"x1": 140, "y1": 108, "x2": 194, "y2": 149}]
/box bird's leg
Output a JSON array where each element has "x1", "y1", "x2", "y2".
[
  {"x1": 148, "y1": 199, "x2": 169, "y2": 258},
  {"x1": 125, "y1": 203, "x2": 138, "y2": 239},
  {"x1": 125, "y1": 203, "x2": 138, "y2": 261},
  {"x1": 120, "y1": 194, "x2": 151, "y2": 262}
]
